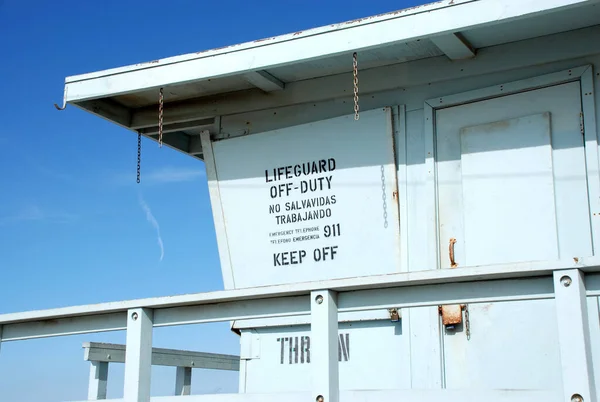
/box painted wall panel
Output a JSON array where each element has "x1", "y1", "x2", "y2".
[
  {"x1": 212, "y1": 108, "x2": 401, "y2": 289},
  {"x1": 212, "y1": 34, "x2": 600, "y2": 395},
  {"x1": 241, "y1": 320, "x2": 410, "y2": 393}
]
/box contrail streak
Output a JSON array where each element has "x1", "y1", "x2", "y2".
[{"x1": 138, "y1": 193, "x2": 164, "y2": 262}]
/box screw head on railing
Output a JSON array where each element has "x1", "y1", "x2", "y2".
[
  {"x1": 131, "y1": 312, "x2": 139, "y2": 321},
  {"x1": 560, "y1": 276, "x2": 572, "y2": 287},
  {"x1": 315, "y1": 295, "x2": 324, "y2": 305},
  {"x1": 571, "y1": 394, "x2": 583, "y2": 402}
]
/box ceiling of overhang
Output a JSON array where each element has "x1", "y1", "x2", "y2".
[
  {"x1": 105, "y1": 1, "x2": 600, "y2": 113},
  {"x1": 111, "y1": 38, "x2": 444, "y2": 109}
]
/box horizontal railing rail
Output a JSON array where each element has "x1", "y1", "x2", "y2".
[
  {"x1": 0, "y1": 256, "x2": 598, "y2": 402},
  {"x1": 68, "y1": 389, "x2": 562, "y2": 402},
  {"x1": 84, "y1": 342, "x2": 240, "y2": 370},
  {"x1": 83, "y1": 342, "x2": 240, "y2": 399}
]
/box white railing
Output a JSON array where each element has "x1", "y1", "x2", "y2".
[
  {"x1": 1, "y1": 256, "x2": 599, "y2": 402},
  {"x1": 83, "y1": 342, "x2": 240, "y2": 399}
]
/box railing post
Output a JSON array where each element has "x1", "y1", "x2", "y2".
[
  {"x1": 124, "y1": 308, "x2": 153, "y2": 402},
  {"x1": 174, "y1": 366, "x2": 192, "y2": 395},
  {"x1": 311, "y1": 290, "x2": 339, "y2": 402},
  {"x1": 88, "y1": 361, "x2": 109, "y2": 400},
  {"x1": 554, "y1": 269, "x2": 596, "y2": 402}
]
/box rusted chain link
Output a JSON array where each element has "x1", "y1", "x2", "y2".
[
  {"x1": 353, "y1": 52, "x2": 359, "y2": 120},
  {"x1": 136, "y1": 133, "x2": 141, "y2": 184},
  {"x1": 158, "y1": 88, "x2": 164, "y2": 147}
]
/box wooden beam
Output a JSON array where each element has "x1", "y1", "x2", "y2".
[
  {"x1": 127, "y1": 25, "x2": 600, "y2": 129},
  {"x1": 137, "y1": 117, "x2": 215, "y2": 135},
  {"x1": 244, "y1": 71, "x2": 285, "y2": 92},
  {"x1": 77, "y1": 99, "x2": 132, "y2": 128},
  {"x1": 83, "y1": 342, "x2": 240, "y2": 371},
  {"x1": 175, "y1": 367, "x2": 192, "y2": 396},
  {"x1": 430, "y1": 32, "x2": 476, "y2": 60},
  {"x1": 87, "y1": 361, "x2": 108, "y2": 400},
  {"x1": 63, "y1": 0, "x2": 594, "y2": 103}
]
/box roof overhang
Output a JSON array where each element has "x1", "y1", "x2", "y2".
[{"x1": 58, "y1": 0, "x2": 600, "y2": 159}]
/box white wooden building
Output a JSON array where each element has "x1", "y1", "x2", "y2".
[{"x1": 3, "y1": 0, "x2": 600, "y2": 401}]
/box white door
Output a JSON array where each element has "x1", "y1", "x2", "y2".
[{"x1": 435, "y1": 82, "x2": 593, "y2": 389}]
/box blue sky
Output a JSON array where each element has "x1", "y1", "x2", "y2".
[{"x1": 0, "y1": 0, "x2": 425, "y2": 400}]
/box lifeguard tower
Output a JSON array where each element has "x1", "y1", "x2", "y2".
[{"x1": 3, "y1": 0, "x2": 600, "y2": 401}]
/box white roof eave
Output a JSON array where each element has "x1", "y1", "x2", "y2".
[{"x1": 61, "y1": 0, "x2": 597, "y2": 106}]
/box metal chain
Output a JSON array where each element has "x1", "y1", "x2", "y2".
[
  {"x1": 464, "y1": 304, "x2": 471, "y2": 340},
  {"x1": 158, "y1": 87, "x2": 164, "y2": 147},
  {"x1": 136, "y1": 133, "x2": 141, "y2": 184},
  {"x1": 381, "y1": 165, "x2": 388, "y2": 228},
  {"x1": 353, "y1": 52, "x2": 359, "y2": 120}
]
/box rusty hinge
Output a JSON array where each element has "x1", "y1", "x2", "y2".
[
  {"x1": 438, "y1": 304, "x2": 471, "y2": 339},
  {"x1": 439, "y1": 304, "x2": 463, "y2": 327},
  {"x1": 580, "y1": 112, "x2": 585, "y2": 136}
]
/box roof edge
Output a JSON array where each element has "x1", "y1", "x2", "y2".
[
  {"x1": 64, "y1": 0, "x2": 471, "y2": 84},
  {"x1": 62, "y1": 0, "x2": 599, "y2": 105}
]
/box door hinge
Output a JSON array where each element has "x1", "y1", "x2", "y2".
[{"x1": 580, "y1": 112, "x2": 585, "y2": 136}]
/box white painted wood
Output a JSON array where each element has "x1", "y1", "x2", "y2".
[
  {"x1": 430, "y1": 33, "x2": 475, "y2": 60},
  {"x1": 175, "y1": 367, "x2": 192, "y2": 396},
  {"x1": 244, "y1": 71, "x2": 284, "y2": 92},
  {"x1": 217, "y1": 55, "x2": 600, "y2": 141},
  {"x1": 423, "y1": 102, "x2": 438, "y2": 273},
  {"x1": 580, "y1": 66, "x2": 600, "y2": 254},
  {"x1": 554, "y1": 269, "x2": 596, "y2": 402},
  {"x1": 241, "y1": 319, "x2": 409, "y2": 393},
  {"x1": 394, "y1": 105, "x2": 409, "y2": 273},
  {"x1": 586, "y1": 272, "x2": 600, "y2": 291},
  {"x1": 212, "y1": 107, "x2": 401, "y2": 288},
  {"x1": 233, "y1": 309, "x2": 398, "y2": 329},
  {"x1": 336, "y1": 276, "x2": 554, "y2": 310},
  {"x1": 88, "y1": 361, "x2": 109, "y2": 400},
  {"x1": 1, "y1": 257, "x2": 600, "y2": 342},
  {"x1": 239, "y1": 331, "x2": 254, "y2": 360},
  {"x1": 200, "y1": 130, "x2": 235, "y2": 289},
  {"x1": 64, "y1": 0, "x2": 475, "y2": 83},
  {"x1": 459, "y1": 112, "x2": 559, "y2": 266},
  {"x1": 433, "y1": 78, "x2": 592, "y2": 269},
  {"x1": 1, "y1": 312, "x2": 126, "y2": 341},
  {"x1": 67, "y1": 389, "x2": 562, "y2": 402},
  {"x1": 585, "y1": 296, "x2": 600, "y2": 396},
  {"x1": 435, "y1": 65, "x2": 591, "y2": 107},
  {"x1": 124, "y1": 308, "x2": 153, "y2": 402},
  {"x1": 152, "y1": 296, "x2": 309, "y2": 327},
  {"x1": 130, "y1": 25, "x2": 600, "y2": 130},
  {"x1": 62, "y1": 0, "x2": 596, "y2": 103},
  {"x1": 76, "y1": 99, "x2": 132, "y2": 129},
  {"x1": 310, "y1": 290, "x2": 339, "y2": 402},
  {"x1": 238, "y1": 359, "x2": 248, "y2": 393},
  {"x1": 431, "y1": 75, "x2": 592, "y2": 390},
  {"x1": 138, "y1": 118, "x2": 215, "y2": 136},
  {"x1": 407, "y1": 307, "x2": 442, "y2": 388},
  {"x1": 404, "y1": 108, "x2": 443, "y2": 389},
  {"x1": 83, "y1": 342, "x2": 239, "y2": 370}
]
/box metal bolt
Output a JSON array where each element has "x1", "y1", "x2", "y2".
[
  {"x1": 316, "y1": 395, "x2": 324, "y2": 402},
  {"x1": 315, "y1": 295, "x2": 324, "y2": 305},
  {"x1": 131, "y1": 312, "x2": 139, "y2": 321},
  {"x1": 560, "y1": 275, "x2": 572, "y2": 287},
  {"x1": 571, "y1": 394, "x2": 583, "y2": 402}
]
